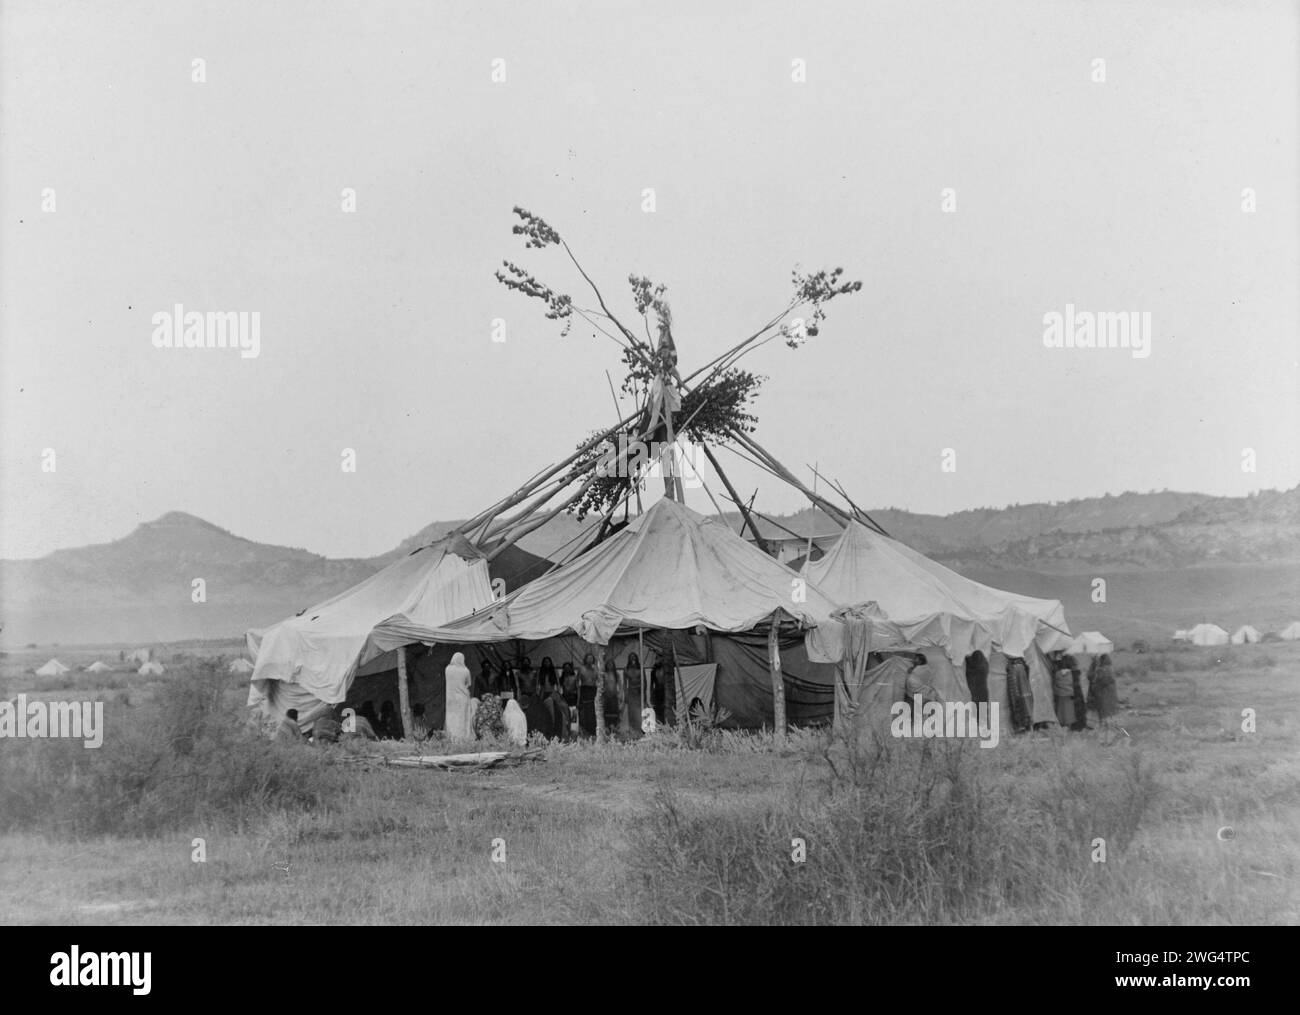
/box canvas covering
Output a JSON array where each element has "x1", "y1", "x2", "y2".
[
  {"x1": 1188, "y1": 623, "x2": 1229, "y2": 646},
  {"x1": 1068, "y1": 630, "x2": 1115, "y2": 657},
  {"x1": 804, "y1": 521, "x2": 1071, "y2": 661},
  {"x1": 1230, "y1": 625, "x2": 1261, "y2": 645},
  {"x1": 247, "y1": 533, "x2": 496, "y2": 715},
  {"x1": 367, "y1": 498, "x2": 853, "y2": 652}
]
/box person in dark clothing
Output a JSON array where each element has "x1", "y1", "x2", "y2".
[
  {"x1": 545, "y1": 684, "x2": 572, "y2": 741},
  {"x1": 577, "y1": 653, "x2": 599, "y2": 737},
  {"x1": 378, "y1": 700, "x2": 403, "y2": 740},
  {"x1": 517, "y1": 657, "x2": 536, "y2": 697},
  {"x1": 476, "y1": 659, "x2": 493, "y2": 699},
  {"x1": 497, "y1": 661, "x2": 517, "y2": 700},
  {"x1": 623, "y1": 652, "x2": 644, "y2": 738},
  {"x1": 520, "y1": 687, "x2": 553, "y2": 740},
  {"x1": 1088, "y1": 653, "x2": 1120, "y2": 725},
  {"x1": 602, "y1": 656, "x2": 622, "y2": 733},
  {"x1": 560, "y1": 661, "x2": 579, "y2": 707},
  {"x1": 409, "y1": 702, "x2": 430, "y2": 741},
  {"x1": 965, "y1": 649, "x2": 990, "y2": 725},
  {"x1": 538, "y1": 657, "x2": 558, "y2": 695},
  {"x1": 1062, "y1": 653, "x2": 1087, "y2": 731},
  {"x1": 358, "y1": 700, "x2": 381, "y2": 732},
  {"x1": 1004, "y1": 657, "x2": 1033, "y2": 733}
]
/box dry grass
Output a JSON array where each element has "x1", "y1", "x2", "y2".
[{"x1": 1, "y1": 643, "x2": 1298, "y2": 924}]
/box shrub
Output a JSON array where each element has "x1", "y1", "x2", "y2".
[
  {"x1": 0, "y1": 660, "x2": 344, "y2": 839},
  {"x1": 629, "y1": 733, "x2": 1155, "y2": 925}
]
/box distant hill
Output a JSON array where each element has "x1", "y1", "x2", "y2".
[
  {"x1": 938, "y1": 487, "x2": 1300, "y2": 572},
  {"x1": 0, "y1": 512, "x2": 375, "y2": 646},
  {"x1": 2, "y1": 488, "x2": 1296, "y2": 646}
]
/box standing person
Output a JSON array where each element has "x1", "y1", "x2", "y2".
[
  {"x1": 1063, "y1": 653, "x2": 1087, "y2": 731},
  {"x1": 520, "y1": 680, "x2": 553, "y2": 740},
  {"x1": 904, "y1": 652, "x2": 942, "y2": 722},
  {"x1": 517, "y1": 657, "x2": 535, "y2": 697},
  {"x1": 965, "y1": 649, "x2": 990, "y2": 725},
  {"x1": 1088, "y1": 653, "x2": 1120, "y2": 727},
  {"x1": 475, "y1": 658, "x2": 494, "y2": 700},
  {"x1": 444, "y1": 651, "x2": 473, "y2": 741},
  {"x1": 655, "y1": 660, "x2": 677, "y2": 725},
  {"x1": 1052, "y1": 655, "x2": 1076, "y2": 729},
  {"x1": 497, "y1": 660, "x2": 517, "y2": 702},
  {"x1": 559, "y1": 660, "x2": 579, "y2": 735},
  {"x1": 545, "y1": 682, "x2": 571, "y2": 741},
  {"x1": 623, "y1": 652, "x2": 644, "y2": 738},
  {"x1": 559, "y1": 661, "x2": 578, "y2": 707},
  {"x1": 577, "y1": 653, "x2": 599, "y2": 738},
  {"x1": 1005, "y1": 656, "x2": 1033, "y2": 733},
  {"x1": 602, "y1": 656, "x2": 622, "y2": 735},
  {"x1": 538, "y1": 657, "x2": 558, "y2": 695}
]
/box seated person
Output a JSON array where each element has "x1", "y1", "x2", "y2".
[
  {"x1": 474, "y1": 693, "x2": 506, "y2": 739},
  {"x1": 378, "y1": 700, "x2": 404, "y2": 740},
  {"x1": 275, "y1": 708, "x2": 304, "y2": 743},
  {"x1": 342, "y1": 704, "x2": 378, "y2": 740},
  {"x1": 311, "y1": 714, "x2": 341, "y2": 744},
  {"x1": 409, "y1": 702, "x2": 430, "y2": 741}
]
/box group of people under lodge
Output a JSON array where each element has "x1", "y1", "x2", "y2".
[
  {"x1": 271, "y1": 643, "x2": 1121, "y2": 745},
  {"x1": 446, "y1": 651, "x2": 671, "y2": 744},
  {"x1": 890, "y1": 648, "x2": 1121, "y2": 734}
]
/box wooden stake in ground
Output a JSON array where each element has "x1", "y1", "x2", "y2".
[
  {"x1": 768, "y1": 619, "x2": 786, "y2": 743},
  {"x1": 593, "y1": 643, "x2": 606, "y2": 742},
  {"x1": 396, "y1": 646, "x2": 413, "y2": 741}
]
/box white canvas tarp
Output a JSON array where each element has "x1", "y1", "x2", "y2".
[
  {"x1": 1189, "y1": 623, "x2": 1229, "y2": 646},
  {"x1": 1230, "y1": 625, "x2": 1261, "y2": 645},
  {"x1": 804, "y1": 521, "x2": 1072, "y2": 662},
  {"x1": 368, "y1": 498, "x2": 860, "y2": 652},
  {"x1": 1068, "y1": 630, "x2": 1114, "y2": 657},
  {"x1": 248, "y1": 533, "x2": 496, "y2": 717}
]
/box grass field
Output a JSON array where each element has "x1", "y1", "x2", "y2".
[{"x1": 1, "y1": 642, "x2": 1298, "y2": 925}]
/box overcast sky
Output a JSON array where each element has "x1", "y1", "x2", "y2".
[{"x1": 2, "y1": 0, "x2": 1297, "y2": 560}]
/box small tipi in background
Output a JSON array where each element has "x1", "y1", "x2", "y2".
[{"x1": 1230, "y1": 625, "x2": 1261, "y2": 645}]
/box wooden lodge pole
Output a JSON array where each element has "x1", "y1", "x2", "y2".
[
  {"x1": 593, "y1": 644, "x2": 606, "y2": 741},
  {"x1": 396, "y1": 646, "x2": 414, "y2": 741},
  {"x1": 768, "y1": 619, "x2": 786, "y2": 744},
  {"x1": 700, "y1": 441, "x2": 767, "y2": 550}
]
